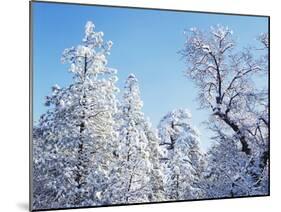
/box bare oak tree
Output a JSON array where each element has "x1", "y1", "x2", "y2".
[{"x1": 181, "y1": 25, "x2": 269, "y2": 194}]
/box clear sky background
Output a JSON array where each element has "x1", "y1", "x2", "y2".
[{"x1": 32, "y1": 2, "x2": 268, "y2": 150}]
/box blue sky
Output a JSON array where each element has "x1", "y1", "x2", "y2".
[{"x1": 32, "y1": 2, "x2": 268, "y2": 150}]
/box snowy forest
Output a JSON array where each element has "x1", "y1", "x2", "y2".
[{"x1": 32, "y1": 21, "x2": 269, "y2": 210}]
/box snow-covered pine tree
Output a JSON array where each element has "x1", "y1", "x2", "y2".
[
  {"x1": 158, "y1": 109, "x2": 205, "y2": 200},
  {"x1": 108, "y1": 74, "x2": 164, "y2": 203},
  {"x1": 32, "y1": 21, "x2": 119, "y2": 209},
  {"x1": 201, "y1": 135, "x2": 253, "y2": 198},
  {"x1": 143, "y1": 120, "x2": 165, "y2": 202},
  {"x1": 200, "y1": 115, "x2": 269, "y2": 198}
]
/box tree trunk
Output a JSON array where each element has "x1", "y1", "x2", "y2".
[
  {"x1": 176, "y1": 174, "x2": 179, "y2": 199},
  {"x1": 74, "y1": 55, "x2": 88, "y2": 204},
  {"x1": 126, "y1": 173, "x2": 134, "y2": 202},
  {"x1": 215, "y1": 112, "x2": 251, "y2": 155},
  {"x1": 75, "y1": 120, "x2": 85, "y2": 189}
]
